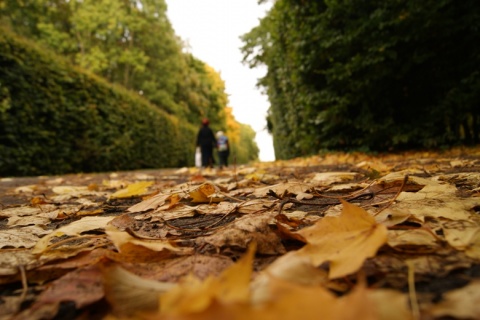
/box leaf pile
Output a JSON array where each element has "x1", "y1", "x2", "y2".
[{"x1": 1, "y1": 148, "x2": 480, "y2": 319}]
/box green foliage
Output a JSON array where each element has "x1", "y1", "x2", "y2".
[
  {"x1": 0, "y1": 0, "x2": 260, "y2": 171},
  {"x1": 242, "y1": 0, "x2": 480, "y2": 159},
  {"x1": 175, "y1": 54, "x2": 228, "y2": 128},
  {"x1": 0, "y1": 27, "x2": 197, "y2": 176},
  {"x1": 0, "y1": 0, "x2": 219, "y2": 126},
  {"x1": 233, "y1": 123, "x2": 260, "y2": 164}
]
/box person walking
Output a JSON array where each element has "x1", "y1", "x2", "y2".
[
  {"x1": 196, "y1": 118, "x2": 217, "y2": 168},
  {"x1": 216, "y1": 131, "x2": 230, "y2": 168}
]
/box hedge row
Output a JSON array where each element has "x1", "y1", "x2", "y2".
[{"x1": 0, "y1": 27, "x2": 197, "y2": 176}]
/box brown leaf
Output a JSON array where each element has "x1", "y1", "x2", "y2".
[
  {"x1": 159, "y1": 243, "x2": 256, "y2": 316},
  {"x1": 430, "y1": 280, "x2": 480, "y2": 319},
  {"x1": 102, "y1": 263, "x2": 175, "y2": 316},
  {"x1": 196, "y1": 212, "x2": 285, "y2": 255},
  {"x1": 127, "y1": 193, "x2": 172, "y2": 213},
  {"x1": 32, "y1": 216, "x2": 114, "y2": 254},
  {"x1": 294, "y1": 200, "x2": 388, "y2": 279},
  {"x1": 20, "y1": 265, "x2": 104, "y2": 319}
]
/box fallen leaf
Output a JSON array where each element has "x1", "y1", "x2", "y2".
[
  {"x1": 102, "y1": 263, "x2": 175, "y2": 316},
  {"x1": 196, "y1": 212, "x2": 285, "y2": 255},
  {"x1": 237, "y1": 199, "x2": 275, "y2": 215},
  {"x1": 365, "y1": 288, "x2": 412, "y2": 320},
  {"x1": 105, "y1": 224, "x2": 190, "y2": 254},
  {"x1": 0, "y1": 206, "x2": 42, "y2": 218},
  {"x1": 0, "y1": 249, "x2": 39, "y2": 276},
  {"x1": 127, "y1": 193, "x2": 172, "y2": 213},
  {"x1": 308, "y1": 171, "x2": 361, "y2": 186},
  {"x1": 294, "y1": 200, "x2": 388, "y2": 279},
  {"x1": 123, "y1": 255, "x2": 234, "y2": 283},
  {"x1": 32, "y1": 216, "x2": 114, "y2": 254},
  {"x1": 441, "y1": 220, "x2": 480, "y2": 250},
  {"x1": 430, "y1": 280, "x2": 480, "y2": 319},
  {"x1": 189, "y1": 182, "x2": 224, "y2": 203},
  {"x1": 195, "y1": 202, "x2": 237, "y2": 215},
  {"x1": 0, "y1": 226, "x2": 51, "y2": 249},
  {"x1": 387, "y1": 229, "x2": 440, "y2": 252},
  {"x1": 390, "y1": 176, "x2": 479, "y2": 221},
  {"x1": 253, "y1": 181, "x2": 312, "y2": 197},
  {"x1": 252, "y1": 279, "x2": 383, "y2": 320},
  {"x1": 149, "y1": 204, "x2": 197, "y2": 221},
  {"x1": 159, "y1": 243, "x2": 256, "y2": 316},
  {"x1": 110, "y1": 181, "x2": 154, "y2": 199},
  {"x1": 464, "y1": 229, "x2": 480, "y2": 260},
  {"x1": 24, "y1": 265, "x2": 104, "y2": 315}
]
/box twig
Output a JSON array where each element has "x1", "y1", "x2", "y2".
[
  {"x1": 406, "y1": 260, "x2": 421, "y2": 320},
  {"x1": 218, "y1": 192, "x2": 243, "y2": 202},
  {"x1": 44, "y1": 234, "x2": 107, "y2": 252},
  {"x1": 374, "y1": 175, "x2": 409, "y2": 216},
  {"x1": 19, "y1": 265, "x2": 28, "y2": 303},
  {"x1": 276, "y1": 192, "x2": 374, "y2": 215}
]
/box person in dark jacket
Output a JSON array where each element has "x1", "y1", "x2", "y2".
[{"x1": 196, "y1": 118, "x2": 217, "y2": 168}]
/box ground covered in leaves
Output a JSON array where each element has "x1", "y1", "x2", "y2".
[{"x1": 1, "y1": 148, "x2": 480, "y2": 320}]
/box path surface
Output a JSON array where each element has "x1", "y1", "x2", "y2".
[{"x1": 1, "y1": 148, "x2": 480, "y2": 319}]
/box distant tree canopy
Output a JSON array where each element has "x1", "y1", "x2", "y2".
[
  {"x1": 242, "y1": 0, "x2": 480, "y2": 159},
  {"x1": 0, "y1": 0, "x2": 259, "y2": 174}
]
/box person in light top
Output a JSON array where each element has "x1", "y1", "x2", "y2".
[{"x1": 216, "y1": 131, "x2": 229, "y2": 168}]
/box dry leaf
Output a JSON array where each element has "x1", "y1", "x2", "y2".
[
  {"x1": 159, "y1": 243, "x2": 256, "y2": 316},
  {"x1": 0, "y1": 249, "x2": 39, "y2": 276},
  {"x1": 196, "y1": 212, "x2": 285, "y2": 255},
  {"x1": 430, "y1": 280, "x2": 480, "y2": 319},
  {"x1": 189, "y1": 182, "x2": 223, "y2": 203},
  {"x1": 442, "y1": 220, "x2": 480, "y2": 250},
  {"x1": 28, "y1": 265, "x2": 103, "y2": 310},
  {"x1": 32, "y1": 216, "x2": 114, "y2": 254},
  {"x1": 387, "y1": 229, "x2": 440, "y2": 251},
  {"x1": 128, "y1": 193, "x2": 172, "y2": 213},
  {"x1": 105, "y1": 224, "x2": 190, "y2": 254},
  {"x1": 294, "y1": 200, "x2": 388, "y2": 279},
  {"x1": 367, "y1": 289, "x2": 412, "y2": 320},
  {"x1": 0, "y1": 226, "x2": 51, "y2": 249},
  {"x1": 464, "y1": 229, "x2": 480, "y2": 260},
  {"x1": 391, "y1": 176, "x2": 479, "y2": 221},
  {"x1": 252, "y1": 279, "x2": 381, "y2": 320},
  {"x1": 308, "y1": 171, "x2": 360, "y2": 186},
  {"x1": 110, "y1": 181, "x2": 154, "y2": 199},
  {"x1": 0, "y1": 206, "x2": 42, "y2": 218},
  {"x1": 102, "y1": 263, "x2": 175, "y2": 316},
  {"x1": 253, "y1": 181, "x2": 312, "y2": 197}
]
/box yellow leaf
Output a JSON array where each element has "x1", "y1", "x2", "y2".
[
  {"x1": 253, "y1": 279, "x2": 378, "y2": 320},
  {"x1": 465, "y1": 229, "x2": 480, "y2": 260},
  {"x1": 189, "y1": 182, "x2": 223, "y2": 203},
  {"x1": 105, "y1": 224, "x2": 189, "y2": 254},
  {"x1": 102, "y1": 264, "x2": 175, "y2": 316},
  {"x1": 295, "y1": 200, "x2": 388, "y2": 279},
  {"x1": 159, "y1": 243, "x2": 256, "y2": 315},
  {"x1": 110, "y1": 181, "x2": 154, "y2": 199}
]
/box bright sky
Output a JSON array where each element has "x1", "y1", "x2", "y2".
[{"x1": 165, "y1": 0, "x2": 275, "y2": 162}]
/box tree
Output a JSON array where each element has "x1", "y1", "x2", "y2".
[
  {"x1": 242, "y1": 0, "x2": 480, "y2": 159},
  {"x1": 0, "y1": 0, "x2": 260, "y2": 167}
]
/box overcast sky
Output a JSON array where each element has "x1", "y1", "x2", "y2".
[{"x1": 165, "y1": 0, "x2": 275, "y2": 162}]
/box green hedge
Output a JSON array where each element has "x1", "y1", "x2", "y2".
[{"x1": 0, "y1": 28, "x2": 197, "y2": 176}]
